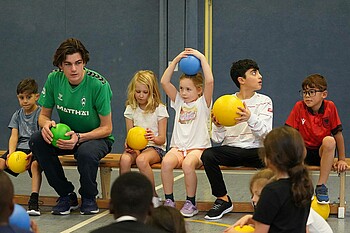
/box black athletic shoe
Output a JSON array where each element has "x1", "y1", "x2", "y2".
[
  {"x1": 204, "y1": 196, "x2": 233, "y2": 220},
  {"x1": 27, "y1": 193, "x2": 40, "y2": 216}
]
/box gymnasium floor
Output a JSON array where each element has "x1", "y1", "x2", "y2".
[{"x1": 11, "y1": 168, "x2": 350, "y2": 233}]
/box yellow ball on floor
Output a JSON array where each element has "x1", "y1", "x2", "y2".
[
  {"x1": 311, "y1": 196, "x2": 330, "y2": 219},
  {"x1": 7, "y1": 151, "x2": 28, "y2": 173},
  {"x1": 126, "y1": 126, "x2": 148, "y2": 150},
  {"x1": 233, "y1": 225, "x2": 255, "y2": 232},
  {"x1": 212, "y1": 95, "x2": 244, "y2": 126}
]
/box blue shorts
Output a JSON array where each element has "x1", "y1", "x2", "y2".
[{"x1": 141, "y1": 146, "x2": 166, "y2": 160}]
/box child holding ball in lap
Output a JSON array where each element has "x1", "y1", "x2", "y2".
[
  {"x1": 119, "y1": 70, "x2": 169, "y2": 208},
  {"x1": 0, "y1": 78, "x2": 42, "y2": 216},
  {"x1": 160, "y1": 48, "x2": 214, "y2": 217}
]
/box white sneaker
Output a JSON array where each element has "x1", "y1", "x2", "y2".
[{"x1": 152, "y1": 197, "x2": 162, "y2": 208}]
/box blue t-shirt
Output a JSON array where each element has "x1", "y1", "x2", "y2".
[{"x1": 8, "y1": 107, "x2": 41, "y2": 149}]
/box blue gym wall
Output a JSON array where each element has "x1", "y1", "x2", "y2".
[{"x1": 0, "y1": 1, "x2": 349, "y2": 156}]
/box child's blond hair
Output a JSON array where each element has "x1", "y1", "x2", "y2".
[
  {"x1": 249, "y1": 168, "x2": 275, "y2": 195},
  {"x1": 126, "y1": 70, "x2": 163, "y2": 113}
]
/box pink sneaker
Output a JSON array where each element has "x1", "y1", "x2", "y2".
[
  {"x1": 164, "y1": 199, "x2": 175, "y2": 208},
  {"x1": 180, "y1": 200, "x2": 198, "y2": 217}
]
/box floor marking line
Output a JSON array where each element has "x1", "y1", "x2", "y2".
[
  {"x1": 155, "y1": 173, "x2": 184, "y2": 191},
  {"x1": 60, "y1": 210, "x2": 110, "y2": 233},
  {"x1": 186, "y1": 219, "x2": 231, "y2": 227}
]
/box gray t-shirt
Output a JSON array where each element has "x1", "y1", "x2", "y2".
[{"x1": 8, "y1": 106, "x2": 41, "y2": 149}]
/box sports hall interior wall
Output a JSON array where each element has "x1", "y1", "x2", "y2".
[{"x1": 0, "y1": 0, "x2": 349, "y2": 156}]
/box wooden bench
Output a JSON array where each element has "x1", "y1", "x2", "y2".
[
  {"x1": 12, "y1": 152, "x2": 349, "y2": 218},
  {"x1": 60, "y1": 153, "x2": 348, "y2": 218}
]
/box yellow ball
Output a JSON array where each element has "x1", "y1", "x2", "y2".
[
  {"x1": 126, "y1": 126, "x2": 148, "y2": 150},
  {"x1": 212, "y1": 95, "x2": 244, "y2": 126},
  {"x1": 311, "y1": 196, "x2": 330, "y2": 219},
  {"x1": 233, "y1": 225, "x2": 255, "y2": 232},
  {"x1": 7, "y1": 151, "x2": 28, "y2": 173}
]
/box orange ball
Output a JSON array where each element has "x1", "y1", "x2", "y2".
[
  {"x1": 7, "y1": 151, "x2": 28, "y2": 173},
  {"x1": 126, "y1": 126, "x2": 148, "y2": 150},
  {"x1": 212, "y1": 95, "x2": 244, "y2": 126}
]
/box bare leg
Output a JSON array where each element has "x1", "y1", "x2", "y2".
[
  {"x1": 31, "y1": 161, "x2": 42, "y2": 193},
  {"x1": 119, "y1": 152, "x2": 136, "y2": 175},
  {"x1": 318, "y1": 136, "x2": 336, "y2": 185},
  {"x1": 136, "y1": 148, "x2": 161, "y2": 196},
  {"x1": 161, "y1": 148, "x2": 182, "y2": 195}
]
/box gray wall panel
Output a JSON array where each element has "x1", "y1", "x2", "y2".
[{"x1": 212, "y1": 1, "x2": 350, "y2": 153}]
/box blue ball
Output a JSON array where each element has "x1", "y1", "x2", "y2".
[
  {"x1": 179, "y1": 55, "x2": 201, "y2": 75},
  {"x1": 9, "y1": 204, "x2": 31, "y2": 231}
]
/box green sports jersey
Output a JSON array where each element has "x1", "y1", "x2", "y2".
[{"x1": 39, "y1": 68, "x2": 114, "y2": 142}]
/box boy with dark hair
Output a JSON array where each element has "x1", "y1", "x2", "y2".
[
  {"x1": 201, "y1": 59, "x2": 273, "y2": 220},
  {"x1": 30, "y1": 38, "x2": 114, "y2": 215},
  {"x1": 286, "y1": 73, "x2": 347, "y2": 204},
  {"x1": 90, "y1": 172, "x2": 165, "y2": 233},
  {"x1": 0, "y1": 78, "x2": 42, "y2": 216}
]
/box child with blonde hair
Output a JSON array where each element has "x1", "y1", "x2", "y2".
[
  {"x1": 160, "y1": 48, "x2": 214, "y2": 217},
  {"x1": 120, "y1": 70, "x2": 169, "y2": 207}
]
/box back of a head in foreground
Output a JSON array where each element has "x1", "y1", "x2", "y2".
[
  {"x1": 147, "y1": 205, "x2": 187, "y2": 233},
  {"x1": 110, "y1": 172, "x2": 153, "y2": 221},
  {"x1": 0, "y1": 171, "x2": 14, "y2": 222}
]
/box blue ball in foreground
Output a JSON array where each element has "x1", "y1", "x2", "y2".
[
  {"x1": 179, "y1": 55, "x2": 201, "y2": 75},
  {"x1": 9, "y1": 204, "x2": 31, "y2": 231}
]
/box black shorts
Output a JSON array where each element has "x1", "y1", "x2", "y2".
[
  {"x1": 304, "y1": 148, "x2": 320, "y2": 166},
  {"x1": 1, "y1": 148, "x2": 32, "y2": 177}
]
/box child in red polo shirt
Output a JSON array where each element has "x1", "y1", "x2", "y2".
[{"x1": 286, "y1": 74, "x2": 347, "y2": 204}]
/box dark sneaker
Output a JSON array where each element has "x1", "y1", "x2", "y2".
[
  {"x1": 204, "y1": 196, "x2": 233, "y2": 220},
  {"x1": 69, "y1": 192, "x2": 79, "y2": 208},
  {"x1": 315, "y1": 184, "x2": 330, "y2": 204},
  {"x1": 27, "y1": 194, "x2": 40, "y2": 216},
  {"x1": 80, "y1": 197, "x2": 99, "y2": 215},
  {"x1": 52, "y1": 192, "x2": 79, "y2": 215}
]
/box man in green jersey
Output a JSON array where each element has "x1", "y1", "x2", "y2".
[{"x1": 29, "y1": 38, "x2": 114, "y2": 215}]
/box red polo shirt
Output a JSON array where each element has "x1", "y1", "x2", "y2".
[{"x1": 285, "y1": 100, "x2": 342, "y2": 149}]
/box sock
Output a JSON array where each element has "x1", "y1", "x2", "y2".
[
  {"x1": 165, "y1": 193, "x2": 174, "y2": 202},
  {"x1": 187, "y1": 196, "x2": 196, "y2": 206}
]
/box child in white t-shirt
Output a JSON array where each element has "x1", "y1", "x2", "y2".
[
  {"x1": 160, "y1": 48, "x2": 214, "y2": 217},
  {"x1": 120, "y1": 70, "x2": 169, "y2": 208}
]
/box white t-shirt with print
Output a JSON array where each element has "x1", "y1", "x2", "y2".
[
  {"x1": 124, "y1": 104, "x2": 169, "y2": 151},
  {"x1": 170, "y1": 93, "x2": 211, "y2": 151}
]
